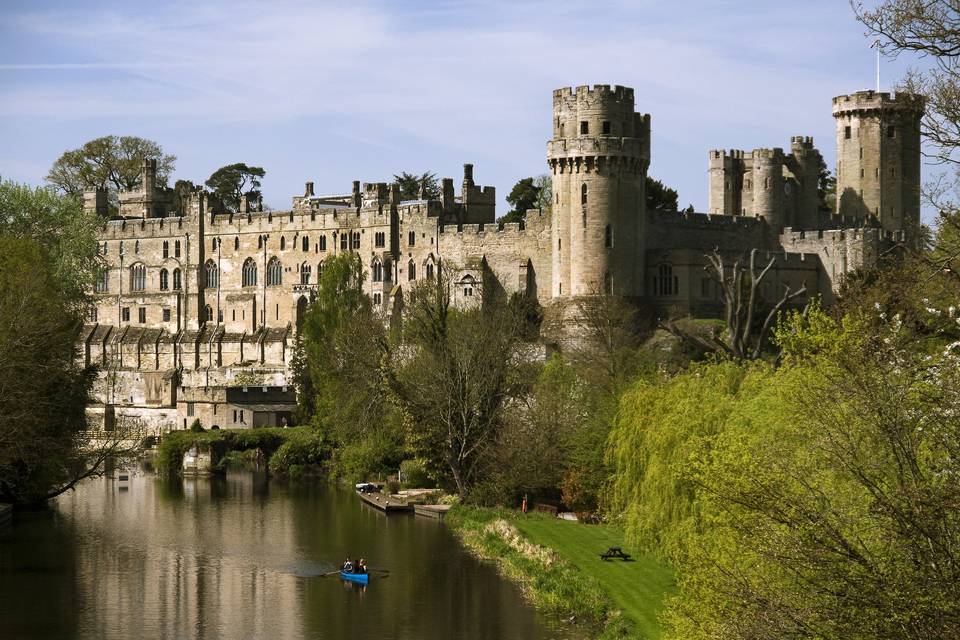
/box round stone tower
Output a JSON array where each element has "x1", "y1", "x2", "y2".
[
  {"x1": 750, "y1": 148, "x2": 785, "y2": 229},
  {"x1": 547, "y1": 85, "x2": 650, "y2": 298},
  {"x1": 833, "y1": 90, "x2": 924, "y2": 235}
]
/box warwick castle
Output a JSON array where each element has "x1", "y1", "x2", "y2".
[{"x1": 81, "y1": 85, "x2": 923, "y2": 432}]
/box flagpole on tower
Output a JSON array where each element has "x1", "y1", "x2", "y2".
[{"x1": 874, "y1": 39, "x2": 881, "y2": 92}]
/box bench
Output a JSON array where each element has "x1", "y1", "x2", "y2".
[
  {"x1": 533, "y1": 503, "x2": 558, "y2": 516},
  {"x1": 599, "y1": 547, "x2": 632, "y2": 561}
]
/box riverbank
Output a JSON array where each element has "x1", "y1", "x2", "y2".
[
  {"x1": 155, "y1": 427, "x2": 327, "y2": 476},
  {"x1": 446, "y1": 506, "x2": 674, "y2": 639}
]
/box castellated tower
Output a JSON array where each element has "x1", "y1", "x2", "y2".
[
  {"x1": 547, "y1": 85, "x2": 650, "y2": 297},
  {"x1": 833, "y1": 90, "x2": 924, "y2": 235}
]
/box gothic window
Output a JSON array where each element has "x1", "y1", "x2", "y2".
[
  {"x1": 372, "y1": 259, "x2": 383, "y2": 283},
  {"x1": 280, "y1": 236, "x2": 286, "y2": 251},
  {"x1": 102, "y1": 242, "x2": 108, "y2": 255},
  {"x1": 300, "y1": 263, "x2": 311, "y2": 284},
  {"x1": 318, "y1": 261, "x2": 324, "y2": 278},
  {"x1": 205, "y1": 305, "x2": 213, "y2": 323},
  {"x1": 175, "y1": 240, "x2": 181, "y2": 258},
  {"x1": 373, "y1": 293, "x2": 382, "y2": 305},
  {"x1": 426, "y1": 262, "x2": 435, "y2": 280},
  {"x1": 267, "y1": 257, "x2": 282, "y2": 286},
  {"x1": 119, "y1": 240, "x2": 124, "y2": 256},
  {"x1": 205, "y1": 260, "x2": 219, "y2": 289},
  {"x1": 408, "y1": 231, "x2": 416, "y2": 246},
  {"x1": 173, "y1": 268, "x2": 182, "y2": 290},
  {"x1": 134, "y1": 240, "x2": 140, "y2": 254},
  {"x1": 212, "y1": 237, "x2": 218, "y2": 251},
  {"x1": 375, "y1": 232, "x2": 385, "y2": 248},
  {"x1": 234, "y1": 236, "x2": 240, "y2": 251},
  {"x1": 138, "y1": 307, "x2": 146, "y2": 323},
  {"x1": 351, "y1": 231, "x2": 360, "y2": 250},
  {"x1": 95, "y1": 270, "x2": 109, "y2": 293},
  {"x1": 340, "y1": 233, "x2": 348, "y2": 251},
  {"x1": 242, "y1": 258, "x2": 257, "y2": 287},
  {"x1": 159, "y1": 268, "x2": 169, "y2": 291},
  {"x1": 163, "y1": 241, "x2": 169, "y2": 258},
  {"x1": 408, "y1": 260, "x2": 416, "y2": 281},
  {"x1": 302, "y1": 236, "x2": 309, "y2": 251},
  {"x1": 130, "y1": 263, "x2": 147, "y2": 292},
  {"x1": 655, "y1": 263, "x2": 678, "y2": 296},
  {"x1": 581, "y1": 184, "x2": 588, "y2": 205},
  {"x1": 605, "y1": 224, "x2": 613, "y2": 248},
  {"x1": 319, "y1": 235, "x2": 327, "y2": 251},
  {"x1": 122, "y1": 307, "x2": 130, "y2": 322},
  {"x1": 88, "y1": 307, "x2": 97, "y2": 323}
]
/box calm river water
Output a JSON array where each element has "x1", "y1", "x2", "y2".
[{"x1": 0, "y1": 471, "x2": 582, "y2": 640}]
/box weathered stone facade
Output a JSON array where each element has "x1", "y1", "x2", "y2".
[{"x1": 81, "y1": 84, "x2": 922, "y2": 434}]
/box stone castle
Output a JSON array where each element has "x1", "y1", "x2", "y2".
[{"x1": 80, "y1": 85, "x2": 923, "y2": 432}]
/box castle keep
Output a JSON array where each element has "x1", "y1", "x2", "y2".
[{"x1": 81, "y1": 85, "x2": 923, "y2": 433}]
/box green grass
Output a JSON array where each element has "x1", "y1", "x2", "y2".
[
  {"x1": 513, "y1": 514, "x2": 674, "y2": 639},
  {"x1": 447, "y1": 506, "x2": 674, "y2": 639}
]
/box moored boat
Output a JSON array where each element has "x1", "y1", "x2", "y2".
[{"x1": 340, "y1": 570, "x2": 369, "y2": 585}]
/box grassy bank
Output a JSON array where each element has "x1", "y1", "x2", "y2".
[
  {"x1": 155, "y1": 427, "x2": 328, "y2": 476},
  {"x1": 446, "y1": 506, "x2": 674, "y2": 639}
]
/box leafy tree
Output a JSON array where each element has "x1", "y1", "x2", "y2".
[
  {"x1": 298, "y1": 252, "x2": 402, "y2": 479},
  {"x1": 172, "y1": 179, "x2": 195, "y2": 215},
  {"x1": 818, "y1": 159, "x2": 837, "y2": 214},
  {"x1": 501, "y1": 177, "x2": 540, "y2": 224},
  {"x1": 533, "y1": 174, "x2": 552, "y2": 213},
  {"x1": 645, "y1": 176, "x2": 679, "y2": 212},
  {"x1": 394, "y1": 171, "x2": 439, "y2": 200},
  {"x1": 46, "y1": 135, "x2": 175, "y2": 198},
  {"x1": 205, "y1": 163, "x2": 265, "y2": 212},
  {"x1": 384, "y1": 268, "x2": 530, "y2": 498}
]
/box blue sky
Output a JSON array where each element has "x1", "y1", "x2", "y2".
[{"x1": 0, "y1": 0, "x2": 927, "y2": 215}]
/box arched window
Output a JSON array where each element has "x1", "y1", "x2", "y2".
[
  {"x1": 212, "y1": 237, "x2": 218, "y2": 252},
  {"x1": 134, "y1": 240, "x2": 140, "y2": 254},
  {"x1": 655, "y1": 263, "x2": 678, "y2": 296},
  {"x1": 318, "y1": 261, "x2": 324, "y2": 278},
  {"x1": 426, "y1": 261, "x2": 435, "y2": 280},
  {"x1": 300, "y1": 262, "x2": 311, "y2": 284},
  {"x1": 204, "y1": 304, "x2": 213, "y2": 323},
  {"x1": 163, "y1": 241, "x2": 169, "y2": 258},
  {"x1": 372, "y1": 259, "x2": 383, "y2": 283},
  {"x1": 242, "y1": 258, "x2": 257, "y2": 287},
  {"x1": 95, "y1": 270, "x2": 109, "y2": 293},
  {"x1": 173, "y1": 268, "x2": 182, "y2": 290},
  {"x1": 280, "y1": 236, "x2": 286, "y2": 251},
  {"x1": 174, "y1": 240, "x2": 181, "y2": 258},
  {"x1": 267, "y1": 257, "x2": 282, "y2": 286},
  {"x1": 234, "y1": 236, "x2": 240, "y2": 251},
  {"x1": 205, "y1": 260, "x2": 219, "y2": 288},
  {"x1": 119, "y1": 240, "x2": 124, "y2": 256},
  {"x1": 605, "y1": 224, "x2": 613, "y2": 248},
  {"x1": 319, "y1": 235, "x2": 327, "y2": 251},
  {"x1": 159, "y1": 268, "x2": 169, "y2": 291},
  {"x1": 581, "y1": 183, "x2": 588, "y2": 205},
  {"x1": 258, "y1": 236, "x2": 263, "y2": 249},
  {"x1": 408, "y1": 231, "x2": 416, "y2": 246},
  {"x1": 302, "y1": 236, "x2": 309, "y2": 251},
  {"x1": 130, "y1": 263, "x2": 147, "y2": 291},
  {"x1": 408, "y1": 260, "x2": 416, "y2": 281},
  {"x1": 352, "y1": 231, "x2": 360, "y2": 250}
]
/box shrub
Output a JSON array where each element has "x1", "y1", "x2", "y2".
[
  {"x1": 268, "y1": 429, "x2": 329, "y2": 477},
  {"x1": 189, "y1": 419, "x2": 204, "y2": 432},
  {"x1": 385, "y1": 480, "x2": 401, "y2": 494},
  {"x1": 399, "y1": 458, "x2": 434, "y2": 488}
]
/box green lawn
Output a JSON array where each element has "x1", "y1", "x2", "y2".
[{"x1": 512, "y1": 514, "x2": 675, "y2": 639}]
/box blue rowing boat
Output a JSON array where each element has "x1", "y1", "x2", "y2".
[{"x1": 340, "y1": 570, "x2": 369, "y2": 585}]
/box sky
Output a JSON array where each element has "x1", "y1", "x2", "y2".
[{"x1": 0, "y1": 0, "x2": 930, "y2": 216}]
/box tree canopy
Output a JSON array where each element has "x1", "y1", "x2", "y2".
[
  {"x1": 205, "y1": 163, "x2": 265, "y2": 212},
  {"x1": 46, "y1": 135, "x2": 175, "y2": 197},
  {"x1": 394, "y1": 171, "x2": 440, "y2": 200}
]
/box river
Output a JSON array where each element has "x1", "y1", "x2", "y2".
[{"x1": 0, "y1": 470, "x2": 582, "y2": 639}]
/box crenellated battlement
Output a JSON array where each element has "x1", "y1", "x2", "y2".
[
  {"x1": 832, "y1": 90, "x2": 925, "y2": 116},
  {"x1": 651, "y1": 209, "x2": 766, "y2": 230},
  {"x1": 100, "y1": 215, "x2": 194, "y2": 240},
  {"x1": 553, "y1": 84, "x2": 634, "y2": 104}
]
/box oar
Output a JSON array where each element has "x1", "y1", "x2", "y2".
[{"x1": 318, "y1": 569, "x2": 342, "y2": 578}]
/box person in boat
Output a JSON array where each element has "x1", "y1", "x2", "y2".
[
  {"x1": 357, "y1": 558, "x2": 367, "y2": 574},
  {"x1": 342, "y1": 558, "x2": 353, "y2": 573}
]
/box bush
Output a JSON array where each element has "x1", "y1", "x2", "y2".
[
  {"x1": 399, "y1": 458, "x2": 434, "y2": 488},
  {"x1": 155, "y1": 427, "x2": 322, "y2": 475},
  {"x1": 268, "y1": 429, "x2": 329, "y2": 477},
  {"x1": 189, "y1": 419, "x2": 204, "y2": 432},
  {"x1": 385, "y1": 480, "x2": 401, "y2": 494}
]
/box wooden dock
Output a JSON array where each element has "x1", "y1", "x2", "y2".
[
  {"x1": 414, "y1": 504, "x2": 451, "y2": 520},
  {"x1": 357, "y1": 490, "x2": 413, "y2": 513}
]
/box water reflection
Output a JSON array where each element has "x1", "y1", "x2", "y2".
[{"x1": 0, "y1": 471, "x2": 580, "y2": 640}]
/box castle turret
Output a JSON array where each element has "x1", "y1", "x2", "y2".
[
  {"x1": 708, "y1": 149, "x2": 745, "y2": 215},
  {"x1": 548, "y1": 84, "x2": 650, "y2": 297},
  {"x1": 833, "y1": 91, "x2": 924, "y2": 235},
  {"x1": 787, "y1": 136, "x2": 822, "y2": 229},
  {"x1": 751, "y1": 148, "x2": 785, "y2": 229}
]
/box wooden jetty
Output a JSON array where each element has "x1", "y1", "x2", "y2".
[
  {"x1": 357, "y1": 490, "x2": 413, "y2": 513},
  {"x1": 413, "y1": 504, "x2": 451, "y2": 520}
]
